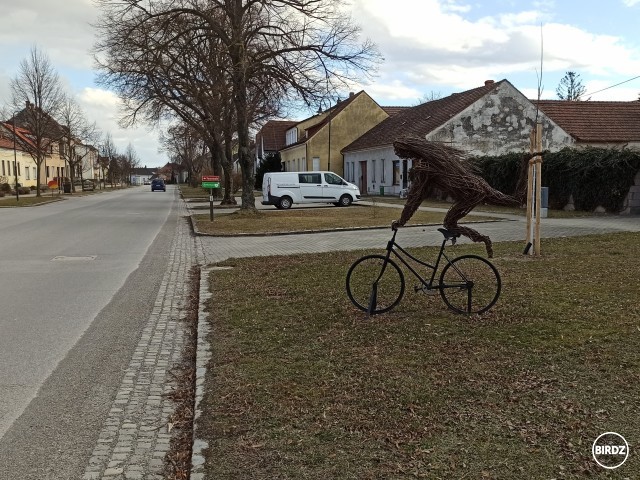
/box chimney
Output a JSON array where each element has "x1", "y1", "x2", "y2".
[
  {"x1": 484, "y1": 80, "x2": 495, "y2": 86},
  {"x1": 349, "y1": 92, "x2": 355, "y2": 97}
]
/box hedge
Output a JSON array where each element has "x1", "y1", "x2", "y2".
[{"x1": 472, "y1": 147, "x2": 640, "y2": 212}]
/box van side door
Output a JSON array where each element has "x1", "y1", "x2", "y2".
[
  {"x1": 298, "y1": 173, "x2": 323, "y2": 202},
  {"x1": 323, "y1": 172, "x2": 347, "y2": 201}
]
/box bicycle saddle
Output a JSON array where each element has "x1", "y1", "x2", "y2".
[{"x1": 438, "y1": 227, "x2": 460, "y2": 240}]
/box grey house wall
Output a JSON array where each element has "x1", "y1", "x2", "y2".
[
  {"x1": 344, "y1": 81, "x2": 574, "y2": 196},
  {"x1": 428, "y1": 82, "x2": 573, "y2": 155}
]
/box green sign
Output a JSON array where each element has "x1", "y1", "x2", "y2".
[{"x1": 202, "y1": 181, "x2": 220, "y2": 189}]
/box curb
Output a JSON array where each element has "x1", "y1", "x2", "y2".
[{"x1": 190, "y1": 265, "x2": 214, "y2": 480}]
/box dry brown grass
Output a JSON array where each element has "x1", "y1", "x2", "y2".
[
  {"x1": 198, "y1": 232, "x2": 640, "y2": 479},
  {"x1": 193, "y1": 206, "x2": 499, "y2": 235}
]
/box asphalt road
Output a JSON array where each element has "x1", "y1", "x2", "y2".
[{"x1": 0, "y1": 185, "x2": 177, "y2": 479}]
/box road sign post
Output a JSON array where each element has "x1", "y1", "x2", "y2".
[{"x1": 202, "y1": 176, "x2": 221, "y2": 221}]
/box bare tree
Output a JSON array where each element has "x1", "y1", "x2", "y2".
[
  {"x1": 160, "y1": 121, "x2": 208, "y2": 187},
  {"x1": 122, "y1": 143, "x2": 140, "y2": 184},
  {"x1": 414, "y1": 91, "x2": 443, "y2": 105},
  {"x1": 10, "y1": 46, "x2": 66, "y2": 196},
  {"x1": 94, "y1": 0, "x2": 380, "y2": 211},
  {"x1": 556, "y1": 71, "x2": 587, "y2": 101},
  {"x1": 94, "y1": 5, "x2": 265, "y2": 204},
  {"x1": 99, "y1": 132, "x2": 117, "y2": 189},
  {"x1": 58, "y1": 97, "x2": 100, "y2": 192}
]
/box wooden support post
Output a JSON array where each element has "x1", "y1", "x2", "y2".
[
  {"x1": 534, "y1": 122, "x2": 543, "y2": 255},
  {"x1": 525, "y1": 130, "x2": 535, "y2": 253}
]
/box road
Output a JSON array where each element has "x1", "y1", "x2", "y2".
[{"x1": 0, "y1": 186, "x2": 177, "y2": 479}]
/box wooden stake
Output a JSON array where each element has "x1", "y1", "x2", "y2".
[
  {"x1": 526, "y1": 129, "x2": 535, "y2": 253},
  {"x1": 534, "y1": 122, "x2": 542, "y2": 255}
]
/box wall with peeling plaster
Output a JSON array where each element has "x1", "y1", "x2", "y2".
[{"x1": 427, "y1": 81, "x2": 574, "y2": 155}]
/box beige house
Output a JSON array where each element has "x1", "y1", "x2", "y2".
[
  {"x1": 1, "y1": 122, "x2": 71, "y2": 189},
  {"x1": 279, "y1": 91, "x2": 391, "y2": 177},
  {"x1": 0, "y1": 124, "x2": 38, "y2": 189}
]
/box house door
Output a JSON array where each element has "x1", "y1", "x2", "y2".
[
  {"x1": 359, "y1": 161, "x2": 367, "y2": 194},
  {"x1": 402, "y1": 160, "x2": 408, "y2": 189}
]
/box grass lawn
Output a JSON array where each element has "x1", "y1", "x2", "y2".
[
  {"x1": 0, "y1": 194, "x2": 63, "y2": 207},
  {"x1": 192, "y1": 206, "x2": 499, "y2": 235},
  {"x1": 199, "y1": 232, "x2": 640, "y2": 478}
]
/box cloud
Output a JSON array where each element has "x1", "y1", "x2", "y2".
[
  {"x1": 78, "y1": 88, "x2": 165, "y2": 167},
  {"x1": 622, "y1": 0, "x2": 640, "y2": 6},
  {"x1": 0, "y1": 0, "x2": 98, "y2": 71},
  {"x1": 351, "y1": 0, "x2": 640, "y2": 102}
]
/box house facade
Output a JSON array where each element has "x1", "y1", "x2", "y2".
[
  {"x1": 0, "y1": 133, "x2": 36, "y2": 189},
  {"x1": 342, "y1": 80, "x2": 574, "y2": 196},
  {"x1": 279, "y1": 91, "x2": 391, "y2": 177},
  {"x1": 131, "y1": 166, "x2": 157, "y2": 185}
]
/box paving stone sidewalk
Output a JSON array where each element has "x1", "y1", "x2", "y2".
[
  {"x1": 82, "y1": 201, "x2": 201, "y2": 480},
  {"x1": 197, "y1": 213, "x2": 639, "y2": 264}
]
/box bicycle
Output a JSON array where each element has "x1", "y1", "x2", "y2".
[{"x1": 345, "y1": 226, "x2": 501, "y2": 315}]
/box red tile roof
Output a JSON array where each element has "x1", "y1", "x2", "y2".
[
  {"x1": 535, "y1": 100, "x2": 640, "y2": 142},
  {"x1": 0, "y1": 123, "x2": 31, "y2": 152},
  {"x1": 342, "y1": 80, "x2": 507, "y2": 153},
  {"x1": 382, "y1": 106, "x2": 410, "y2": 116},
  {"x1": 256, "y1": 120, "x2": 298, "y2": 153},
  {"x1": 0, "y1": 137, "x2": 16, "y2": 150}
]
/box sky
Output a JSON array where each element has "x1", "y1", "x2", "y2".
[{"x1": 1, "y1": 0, "x2": 639, "y2": 166}]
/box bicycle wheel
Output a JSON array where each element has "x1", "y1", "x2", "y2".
[
  {"x1": 346, "y1": 255, "x2": 405, "y2": 314},
  {"x1": 439, "y1": 255, "x2": 501, "y2": 314}
]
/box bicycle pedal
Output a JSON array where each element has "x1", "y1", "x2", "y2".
[{"x1": 415, "y1": 286, "x2": 438, "y2": 296}]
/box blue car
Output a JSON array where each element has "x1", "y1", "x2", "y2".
[{"x1": 151, "y1": 179, "x2": 166, "y2": 192}]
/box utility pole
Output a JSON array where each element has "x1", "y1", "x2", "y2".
[{"x1": 12, "y1": 113, "x2": 20, "y2": 202}]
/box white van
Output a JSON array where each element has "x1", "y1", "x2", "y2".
[{"x1": 262, "y1": 171, "x2": 361, "y2": 209}]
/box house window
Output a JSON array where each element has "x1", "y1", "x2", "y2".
[
  {"x1": 1, "y1": 160, "x2": 4, "y2": 176},
  {"x1": 17, "y1": 163, "x2": 21, "y2": 176},
  {"x1": 392, "y1": 160, "x2": 400, "y2": 185},
  {"x1": 286, "y1": 128, "x2": 298, "y2": 146},
  {"x1": 47, "y1": 166, "x2": 50, "y2": 178},
  {"x1": 7, "y1": 162, "x2": 10, "y2": 176},
  {"x1": 33, "y1": 167, "x2": 36, "y2": 179},
  {"x1": 381, "y1": 159, "x2": 385, "y2": 183},
  {"x1": 372, "y1": 159, "x2": 376, "y2": 183},
  {"x1": 26, "y1": 166, "x2": 30, "y2": 180}
]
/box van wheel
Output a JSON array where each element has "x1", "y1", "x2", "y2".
[
  {"x1": 338, "y1": 195, "x2": 352, "y2": 207},
  {"x1": 279, "y1": 196, "x2": 293, "y2": 209}
]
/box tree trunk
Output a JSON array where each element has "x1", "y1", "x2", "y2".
[{"x1": 36, "y1": 161, "x2": 42, "y2": 197}]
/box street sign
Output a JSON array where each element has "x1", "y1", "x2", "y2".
[
  {"x1": 202, "y1": 175, "x2": 220, "y2": 181},
  {"x1": 202, "y1": 181, "x2": 220, "y2": 189}
]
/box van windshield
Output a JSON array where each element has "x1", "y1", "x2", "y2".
[{"x1": 324, "y1": 173, "x2": 344, "y2": 185}]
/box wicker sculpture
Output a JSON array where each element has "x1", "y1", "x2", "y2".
[{"x1": 391, "y1": 136, "x2": 525, "y2": 258}]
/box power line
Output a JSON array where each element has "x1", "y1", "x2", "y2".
[{"x1": 585, "y1": 75, "x2": 640, "y2": 97}]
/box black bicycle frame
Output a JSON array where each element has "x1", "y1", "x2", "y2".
[{"x1": 376, "y1": 229, "x2": 455, "y2": 291}]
